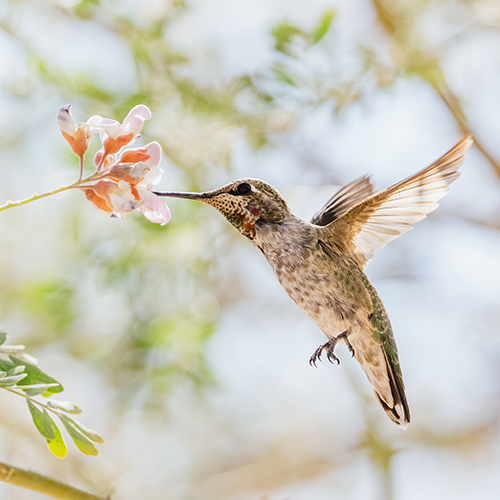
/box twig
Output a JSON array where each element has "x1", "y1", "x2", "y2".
[
  {"x1": 0, "y1": 172, "x2": 105, "y2": 213},
  {"x1": 4, "y1": 386, "x2": 63, "y2": 418},
  {"x1": 0, "y1": 461, "x2": 108, "y2": 500},
  {"x1": 371, "y1": 0, "x2": 500, "y2": 181},
  {"x1": 432, "y1": 82, "x2": 500, "y2": 178}
]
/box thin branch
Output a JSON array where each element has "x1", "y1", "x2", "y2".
[
  {"x1": 0, "y1": 462, "x2": 108, "y2": 500},
  {"x1": 371, "y1": 0, "x2": 500, "y2": 181},
  {"x1": 432, "y1": 82, "x2": 500, "y2": 178},
  {"x1": 0, "y1": 173, "x2": 101, "y2": 213},
  {"x1": 4, "y1": 386, "x2": 65, "y2": 419}
]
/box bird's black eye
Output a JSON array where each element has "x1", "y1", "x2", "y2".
[{"x1": 236, "y1": 183, "x2": 251, "y2": 195}]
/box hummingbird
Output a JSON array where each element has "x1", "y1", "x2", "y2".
[{"x1": 154, "y1": 135, "x2": 473, "y2": 427}]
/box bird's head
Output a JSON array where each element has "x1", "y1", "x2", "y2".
[{"x1": 155, "y1": 178, "x2": 291, "y2": 239}]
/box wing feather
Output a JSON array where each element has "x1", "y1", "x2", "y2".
[
  {"x1": 323, "y1": 135, "x2": 473, "y2": 269},
  {"x1": 311, "y1": 176, "x2": 374, "y2": 226}
]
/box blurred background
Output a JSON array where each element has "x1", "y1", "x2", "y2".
[{"x1": 1, "y1": 0, "x2": 500, "y2": 498}]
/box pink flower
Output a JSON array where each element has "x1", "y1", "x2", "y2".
[
  {"x1": 87, "y1": 105, "x2": 151, "y2": 156},
  {"x1": 57, "y1": 105, "x2": 93, "y2": 158},
  {"x1": 81, "y1": 167, "x2": 170, "y2": 225},
  {"x1": 106, "y1": 142, "x2": 162, "y2": 185},
  {"x1": 57, "y1": 103, "x2": 170, "y2": 226}
]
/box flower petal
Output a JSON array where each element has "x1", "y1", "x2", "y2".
[
  {"x1": 138, "y1": 191, "x2": 170, "y2": 225},
  {"x1": 57, "y1": 105, "x2": 77, "y2": 136},
  {"x1": 114, "y1": 105, "x2": 152, "y2": 141},
  {"x1": 98, "y1": 180, "x2": 143, "y2": 214},
  {"x1": 94, "y1": 150, "x2": 116, "y2": 170},
  {"x1": 139, "y1": 166, "x2": 163, "y2": 190},
  {"x1": 127, "y1": 105, "x2": 152, "y2": 121},
  {"x1": 80, "y1": 184, "x2": 114, "y2": 214},
  {"x1": 142, "y1": 141, "x2": 162, "y2": 167},
  {"x1": 107, "y1": 162, "x2": 150, "y2": 184},
  {"x1": 109, "y1": 194, "x2": 143, "y2": 214},
  {"x1": 103, "y1": 135, "x2": 135, "y2": 155},
  {"x1": 87, "y1": 106, "x2": 152, "y2": 155},
  {"x1": 119, "y1": 141, "x2": 162, "y2": 167},
  {"x1": 87, "y1": 115, "x2": 121, "y2": 143},
  {"x1": 91, "y1": 180, "x2": 119, "y2": 201},
  {"x1": 58, "y1": 105, "x2": 93, "y2": 158}
]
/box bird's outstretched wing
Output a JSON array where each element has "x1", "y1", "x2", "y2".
[
  {"x1": 322, "y1": 135, "x2": 473, "y2": 269},
  {"x1": 311, "y1": 176, "x2": 374, "y2": 227}
]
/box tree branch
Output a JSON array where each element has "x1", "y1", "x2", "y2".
[
  {"x1": 371, "y1": 0, "x2": 500, "y2": 181},
  {"x1": 0, "y1": 462, "x2": 108, "y2": 500},
  {"x1": 432, "y1": 82, "x2": 500, "y2": 178}
]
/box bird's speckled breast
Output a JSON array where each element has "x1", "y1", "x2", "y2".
[{"x1": 253, "y1": 215, "x2": 372, "y2": 337}]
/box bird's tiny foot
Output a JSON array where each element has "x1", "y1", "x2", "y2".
[
  {"x1": 309, "y1": 331, "x2": 355, "y2": 367},
  {"x1": 309, "y1": 338, "x2": 340, "y2": 367},
  {"x1": 334, "y1": 330, "x2": 355, "y2": 358}
]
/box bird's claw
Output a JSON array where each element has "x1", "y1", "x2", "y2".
[
  {"x1": 326, "y1": 345, "x2": 340, "y2": 365},
  {"x1": 309, "y1": 345, "x2": 325, "y2": 368},
  {"x1": 309, "y1": 346, "x2": 323, "y2": 368},
  {"x1": 309, "y1": 330, "x2": 354, "y2": 368},
  {"x1": 346, "y1": 341, "x2": 355, "y2": 358},
  {"x1": 309, "y1": 338, "x2": 340, "y2": 367}
]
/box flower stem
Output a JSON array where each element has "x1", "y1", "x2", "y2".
[
  {"x1": 79, "y1": 156, "x2": 84, "y2": 181},
  {"x1": 0, "y1": 175, "x2": 98, "y2": 213},
  {"x1": 0, "y1": 461, "x2": 108, "y2": 500}
]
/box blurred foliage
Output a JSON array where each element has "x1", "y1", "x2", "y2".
[
  {"x1": 272, "y1": 9, "x2": 336, "y2": 54},
  {"x1": 17, "y1": 281, "x2": 74, "y2": 343}
]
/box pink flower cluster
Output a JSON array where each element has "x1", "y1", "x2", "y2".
[{"x1": 57, "y1": 104, "x2": 170, "y2": 225}]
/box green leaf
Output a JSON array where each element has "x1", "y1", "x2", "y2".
[
  {"x1": 18, "y1": 383, "x2": 60, "y2": 390},
  {"x1": 0, "y1": 356, "x2": 63, "y2": 396},
  {"x1": 27, "y1": 400, "x2": 56, "y2": 440},
  {"x1": 0, "y1": 332, "x2": 7, "y2": 346},
  {"x1": 47, "y1": 422, "x2": 67, "y2": 459},
  {"x1": 47, "y1": 400, "x2": 83, "y2": 414},
  {"x1": 0, "y1": 373, "x2": 28, "y2": 386},
  {"x1": 0, "y1": 371, "x2": 7, "y2": 379},
  {"x1": 69, "y1": 418, "x2": 104, "y2": 444},
  {"x1": 8, "y1": 365, "x2": 26, "y2": 376},
  {"x1": 311, "y1": 9, "x2": 335, "y2": 44},
  {"x1": 60, "y1": 416, "x2": 99, "y2": 456}
]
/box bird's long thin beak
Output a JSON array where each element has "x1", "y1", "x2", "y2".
[{"x1": 152, "y1": 191, "x2": 207, "y2": 200}]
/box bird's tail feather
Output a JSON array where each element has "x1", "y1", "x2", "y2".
[
  {"x1": 374, "y1": 349, "x2": 410, "y2": 428},
  {"x1": 350, "y1": 328, "x2": 410, "y2": 428}
]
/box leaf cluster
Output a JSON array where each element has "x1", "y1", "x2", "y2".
[{"x1": 0, "y1": 332, "x2": 103, "y2": 458}]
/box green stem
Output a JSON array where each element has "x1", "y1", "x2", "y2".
[
  {"x1": 0, "y1": 174, "x2": 100, "y2": 214},
  {"x1": 4, "y1": 387, "x2": 62, "y2": 419},
  {"x1": 0, "y1": 461, "x2": 108, "y2": 500}
]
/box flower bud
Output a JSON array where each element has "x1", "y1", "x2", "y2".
[{"x1": 57, "y1": 105, "x2": 93, "y2": 158}]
